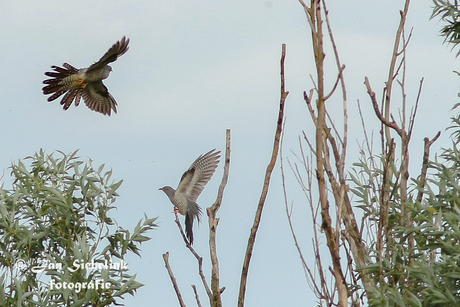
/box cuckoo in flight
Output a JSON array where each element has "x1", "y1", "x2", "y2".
[
  {"x1": 42, "y1": 36, "x2": 129, "y2": 116},
  {"x1": 160, "y1": 149, "x2": 221, "y2": 245}
]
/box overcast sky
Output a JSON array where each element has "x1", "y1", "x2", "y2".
[{"x1": 0, "y1": 0, "x2": 458, "y2": 306}]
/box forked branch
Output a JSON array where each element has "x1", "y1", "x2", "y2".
[
  {"x1": 364, "y1": 77, "x2": 402, "y2": 136},
  {"x1": 207, "y1": 129, "x2": 231, "y2": 307}
]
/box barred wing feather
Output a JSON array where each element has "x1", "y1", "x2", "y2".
[
  {"x1": 82, "y1": 81, "x2": 117, "y2": 115},
  {"x1": 176, "y1": 149, "x2": 220, "y2": 202},
  {"x1": 88, "y1": 36, "x2": 130, "y2": 72}
]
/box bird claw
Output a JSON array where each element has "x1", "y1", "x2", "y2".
[{"x1": 77, "y1": 79, "x2": 87, "y2": 88}]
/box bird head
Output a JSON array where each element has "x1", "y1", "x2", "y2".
[
  {"x1": 159, "y1": 186, "x2": 175, "y2": 200},
  {"x1": 101, "y1": 66, "x2": 113, "y2": 79}
]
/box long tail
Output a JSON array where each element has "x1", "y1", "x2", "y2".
[
  {"x1": 185, "y1": 202, "x2": 202, "y2": 245},
  {"x1": 42, "y1": 63, "x2": 82, "y2": 109}
]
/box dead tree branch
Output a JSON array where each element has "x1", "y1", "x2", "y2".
[
  {"x1": 206, "y1": 129, "x2": 231, "y2": 307},
  {"x1": 173, "y1": 213, "x2": 212, "y2": 299},
  {"x1": 162, "y1": 252, "x2": 186, "y2": 307},
  {"x1": 324, "y1": 65, "x2": 345, "y2": 101},
  {"x1": 192, "y1": 285, "x2": 203, "y2": 307},
  {"x1": 237, "y1": 43, "x2": 289, "y2": 307},
  {"x1": 364, "y1": 77, "x2": 402, "y2": 136},
  {"x1": 416, "y1": 131, "x2": 441, "y2": 203}
]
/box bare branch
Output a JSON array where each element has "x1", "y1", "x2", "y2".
[
  {"x1": 324, "y1": 65, "x2": 346, "y2": 101},
  {"x1": 282, "y1": 125, "x2": 333, "y2": 302},
  {"x1": 162, "y1": 252, "x2": 186, "y2": 307},
  {"x1": 206, "y1": 129, "x2": 231, "y2": 307},
  {"x1": 416, "y1": 131, "x2": 441, "y2": 203},
  {"x1": 192, "y1": 285, "x2": 203, "y2": 307},
  {"x1": 238, "y1": 43, "x2": 289, "y2": 307},
  {"x1": 302, "y1": 131, "x2": 316, "y2": 156},
  {"x1": 408, "y1": 78, "x2": 424, "y2": 138},
  {"x1": 174, "y1": 213, "x2": 212, "y2": 299},
  {"x1": 304, "y1": 90, "x2": 317, "y2": 126},
  {"x1": 383, "y1": 0, "x2": 411, "y2": 143},
  {"x1": 396, "y1": 27, "x2": 414, "y2": 56},
  {"x1": 280, "y1": 123, "x2": 309, "y2": 280},
  {"x1": 364, "y1": 76, "x2": 402, "y2": 136}
]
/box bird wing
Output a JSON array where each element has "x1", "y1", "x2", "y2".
[
  {"x1": 82, "y1": 81, "x2": 117, "y2": 115},
  {"x1": 60, "y1": 88, "x2": 82, "y2": 110},
  {"x1": 87, "y1": 36, "x2": 130, "y2": 73},
  {"x1": 176, "y1": 149, "x2": 221, "y2": 202}
]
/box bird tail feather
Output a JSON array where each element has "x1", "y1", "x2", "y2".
[
  {"x1": 185, "y1": 202, "x2": 202, "y2": 245},
  {"x1": 42, "y1": 64, "x2": 80, "y2": 102}
]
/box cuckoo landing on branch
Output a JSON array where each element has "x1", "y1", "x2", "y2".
[
  {"x1": 42, "y1": 36, "x2": 129, "y2": 116},
  {"x1": 160, "y1": 149, "x2": 221, "y2": 245}
]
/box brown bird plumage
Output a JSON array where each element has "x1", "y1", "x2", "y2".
[{"x1": 42, "y1": 36, "x2": 130, "y2": 115}]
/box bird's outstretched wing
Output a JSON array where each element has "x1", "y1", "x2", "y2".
[
  {"x1": 176, "y1": 149, "x2": 221, "y2": 202},
  {"x1": 42, "y1": 38, "x2": 128, "y2": 115},
  {"x1": 82, "y1": 81, "x2": 117, "y2": 115},
  {"x1": 87, "y1": 36, "x2": 130, "y2": 73}
]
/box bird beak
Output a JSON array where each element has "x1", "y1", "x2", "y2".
[{"x1": 158, "y1": 187, "x2": 163, "y2": 191}]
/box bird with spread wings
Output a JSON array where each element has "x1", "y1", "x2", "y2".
[
  {"x1": 160, "y1": 149, "x2": 221, "y2": 245},
  {"x1": 42, "y1": 36, "x2": 129, "y2": 116}
]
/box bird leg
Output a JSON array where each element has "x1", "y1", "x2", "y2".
[
  {"x1": 77, "y1": 79, "x2": 87, "y2": 88},
  {"x1": 173, "y1": 207, "x2": 180, "y2": 214}
]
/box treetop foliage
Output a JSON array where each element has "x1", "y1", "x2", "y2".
[{"x1": 0, "y1": 150, "x2": 157, "y2": 307}]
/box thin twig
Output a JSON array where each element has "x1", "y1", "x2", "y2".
[
  {"x1": 192, "y1": 285, "x2": 203, "y2": 307},
  {"x1": 364, "y1": 77, "x2": 402, "y2": 136},
  {"x1": 238, "y1": 43, "x2": 288, "y2": 307},
  {"x1": 174, "y1": 213, "x2": 212, "y2": 298},
  {"x1": 282, "y1": 129, "x2": 327, "y2": 301},
  {"x1": 162, "y1": 252, "x2": 186, "y2": 307},
  {"x1": 280, "y1": 121, "x2": 309, "y2": 281},
  {"x1": 324, "y1": 65, "x2": 346, "y2": 101},
  {"x1": 322, "y1": 0, "x2": 348, "y2": 180},
  {"x1": 304, "y1": 89, "x2": 317, "y2": 126},
  {"x1": 383, "y1": 0, "x2": 411, "y2": 144},
  {"x1": 408, "y1": 78, "x2": 424, "y2": 138}
]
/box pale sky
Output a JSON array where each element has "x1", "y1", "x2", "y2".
[{"x1": 0, "y1": 1, "x2": 458, "y2": 306}]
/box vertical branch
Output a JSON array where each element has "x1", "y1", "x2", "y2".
[
  {"x1": 381, "y1": 3, "x2": 411, "y2": 259},
  {"x1": 384, "y1": 0, "x2": 411, "y2": 144},
  {"x1": 321, "y1": 0, "x2": 348, "y2": 179},
  {"x1": 398, "y1": 27, "x2": 410, "y2": 224},
  {"x1": 416, "y1": 132, "x2": 441, "y2": 203},
  {"x1": 237, "y1": 44, "x2": 288, "y2": 307},
  {"x1": 302, "y1": 1, "x2": 373, "y2": 300},
  {"x1": 207, "y1": 129, "x2": 231, "y2": 307},
  {"x1": 321, "y1": 2, "x2": 372, "y2": 299},
  {"x1": 300, "y1": 0, "x2": 349, "y2": 305},
  {"x1": 166, "y1": 131, "x2": 231, "y2": 307}
]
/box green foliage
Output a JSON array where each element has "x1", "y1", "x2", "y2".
[
  {"x1": 0, "y1": 150, "x2": 158, "y2": 306},
  {"x1": 352, "y1": 120, "x2": 460, "y2": 306},
  {"x1": 432, "y1": 0, "x2": 460, "y2": 56}
]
